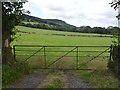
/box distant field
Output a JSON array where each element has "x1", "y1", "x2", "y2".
[
  {"x1": 12, "y1": 26, "x2": 112, "y2": 46},
  {"x1": 16, "y1": 25, "x2": 112, "y2": 37},
  {"x1": 23, "y1": 21, "x2": 40, "y2": 25},
  {"x1": 11, "y1": 26, "x2": 112, "y2": 69}
]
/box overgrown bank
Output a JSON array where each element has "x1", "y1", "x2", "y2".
[
  {"x1": 2, "y1": 61, "x2": 30, "y2": 87},
  {"x1": 75, "y1": 70, "x2": 118, "y2": 88}
]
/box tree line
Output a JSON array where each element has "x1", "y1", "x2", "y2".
[
  {"x1": 19, "y1": 22, "x2": 119, "y2": 35},
  {"x1": 19, "y1": 22, "x2": 77, "y2": 32}
]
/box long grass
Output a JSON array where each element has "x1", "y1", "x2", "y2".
[
  {"x1": 2, "y1": 62, "x2": 30, "y2": 87},
  {"x1": 38, "y1": 70, "x2": 66, "y2": 88},
  {"x1": 75, "y1": 59, "x2": 118, "y2": 88},
  {"x1": 89, "y1": 70, "x2": 118, "y2": 88}
]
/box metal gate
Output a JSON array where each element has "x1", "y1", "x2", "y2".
[{"x1": 13, "y1": 45, "x2": 111, "y2": 70}]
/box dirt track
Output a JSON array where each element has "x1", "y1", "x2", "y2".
[{"x1": 5, "y1": 71, "x2": 94, "y2": 88}]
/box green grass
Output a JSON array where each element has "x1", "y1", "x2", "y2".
[
  {"x1": 16, "y1": 25, "x2": 112, "y2": 37},
  {"x1": 41, "y1": 76, "x2": 64, "y2": 88},
  {"x1": 23, "y1": 21, "x2": 40, "y2": 25},
  {"x1": 13, "y1": 33, "x2": 112, "y2": 46},
  {"x1": 11, "y1": 26, "x2": 112, "y2": 69},
  {"x1": 89, "y1": 70, "x2": 118, "y2": 88},
  {"x1": 38, "y1": 71, "x2": 65, "y2": 88},
  {"x1": 13, "y1": 26, "x2": 112, "y2": 46},
  {"x1": 2, "y1": 62, "x2": 30, "y2": 87},
  {"x1": 76, "y1": 70, "x2": 118, "y2": 88},
  {"x1": 75, "y1": 60, "x2": 118, "y2": 88},
  {"x1": 9, "y1": 26, "x2": 118, "y2": 88}
]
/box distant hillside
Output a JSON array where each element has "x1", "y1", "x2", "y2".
[
  {"x1": 19, "y1": 14, "x2": 119, "y2": 35},
  {"x1": 20, "y1": 14, "x2": 77, "y2": 32}
]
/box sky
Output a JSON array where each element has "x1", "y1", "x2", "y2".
[{"x1": 23, "y1": 0, "x2": 118, "y2": 28}]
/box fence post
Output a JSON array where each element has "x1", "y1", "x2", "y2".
[
  {"x1": 76, "y1": 46, "x2": 78, "y2": 69},
  {"x1": 44, "y1": 46, "x2": 47, "y2": 68},
  {"x1": 13, "y1": 45, "x2": 16, "y2": 62},
  {"x1": 110, "y1": 45, "x2": 112, "y2": 61}
]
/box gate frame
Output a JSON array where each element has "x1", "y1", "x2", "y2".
[{"x1": 13, "y1": 45, "x2": 111, "y2": 70}]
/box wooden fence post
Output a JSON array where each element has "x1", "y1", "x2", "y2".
[
  {"x1": 44, "y1": 46, "x2": 47, "y2": 68},
  {"x1": 76, "y1": 46, "x2": 78, "y2": 69},
  {"x1": 13, "y1": 45, "x2": 16, "y2": 62},
  {"x1": 110, "y1": 45, "x2": 112, "y2": 61}
]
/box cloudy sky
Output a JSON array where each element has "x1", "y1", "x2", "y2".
[{"x1": 23, "y1": 0, "x2": 118, "y2": 27}]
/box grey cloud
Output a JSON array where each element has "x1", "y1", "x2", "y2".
[
  {"x1": 55, "y1": 12, "x2": 86, "y2": 20},
  {"x1": 47, "y1": 5, "x2": 65, "y2": 11},
  {"x1": 46, "y1": 7, "x2": 87, "y2": 20},
  {"x1": 54, "y1": 13, "x2": 76, "y2": 19}
]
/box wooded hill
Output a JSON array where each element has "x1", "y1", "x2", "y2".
[
  {"x1": 20, "y1": 14, "x2": 77, "y2": 32},
  {"x1": 20, "y1": 14, "x2": 119, "y2": 35}
]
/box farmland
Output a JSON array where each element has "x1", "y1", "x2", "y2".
[
  {"x1": 12, "y1": 26, "x2": 112, "y2": 46},
  {"x1": 11, "y1": 26, "x2": 113, "y2": 69},
  {"x1": 3, "y1": 1, "x2": 119, "y2": 88},
  {"x1": 8, "y1": 26, "x2": 118, "y2": 88}
]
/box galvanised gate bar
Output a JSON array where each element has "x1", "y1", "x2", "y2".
[{"x1": 13, "y1": 45, "x2": 112, "y2": 70}]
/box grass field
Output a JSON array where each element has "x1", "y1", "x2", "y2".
[
  {"x1": 12, "y1": 26, "x2": 112, "y2": 46},
  {"x1": 11, "y1": 26, "x2": 113, "y2": 69},
  {"x1": 11, "y1": 26, "x2": 112, "y2": 70},
  {"x1": 9, "y1": 26, "x2": 118, "y2": 88}
]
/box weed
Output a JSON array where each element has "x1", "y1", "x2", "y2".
[
  {"x1": 38, "y1": 71, "x2": 65, "y2": 88},
  {"x1": 89, "y1": 70, "x2": 118, "y2": 88},
  {"x1": 42, "y1": 78, "x2": 64, "y2": 88},
  {"x1": 2, "y1": 61, "x2": 30, "y2": 87}
]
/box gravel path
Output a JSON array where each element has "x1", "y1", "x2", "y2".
[
  {"x1": 6, "y1": 73, "x2": 47, "y2": 88},
  {"x1": 5, "y1": 71, "x2": 94, "y2": 88},
  {"x1": 65, "y1": 72, "x2": 94, "y2": 88}
]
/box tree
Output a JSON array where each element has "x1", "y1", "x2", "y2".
[
  {"x1": 107, "y1": 0, "x2": 120, "y2": 76},
  {"x1": 2, "y1": 1, "x2": 28, "y2": 64},
  {"x1": 110, "y1": 0, "x2": 120, "y2": 44},
  {"x1": 110, "y1": 0, "x2": 120, "y2": 9}
]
